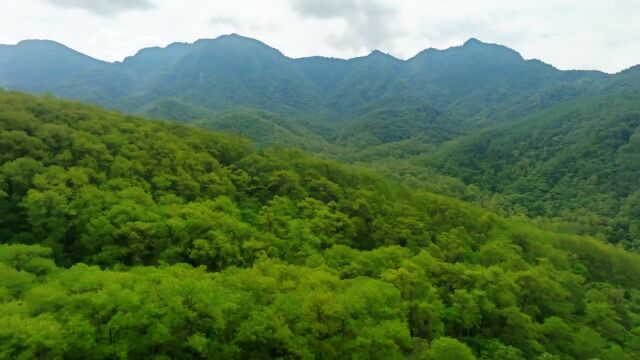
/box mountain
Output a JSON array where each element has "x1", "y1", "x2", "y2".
[
  {"x1": 422, "y1": 87, "x2": 640, "y2": 247},
  {"x1": 406, "y1": 38, "x2": 607, "y2": 126},
  {"x1": 118, "y1": 35, "x2": 324, "y2": 116},
  {"x1": 2, "y1": 90, "x2": 640, "y2": 359},
  {"x1": 335, "y1": 103, "x2": 460, "y2": 147},
  {"x1": 2, "y1": 34, "x2": 640, "y2": 249},
  {"x1": 197, "y1": 108, "x2": 332, "y2": 150},
  {"x1": 0, "y1": 39, "x2": 107, "y2": 91},
  {"x1": 0, "y1": 35, "x2": 606, "y2": 139}
]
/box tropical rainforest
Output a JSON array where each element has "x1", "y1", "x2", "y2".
[{"x1": 1, "y1": 34, "x2": 640, "y2": 359}]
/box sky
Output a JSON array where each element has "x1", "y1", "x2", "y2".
[{"x1": 1, "y1": 0, "x2": 639, "y2": 73}]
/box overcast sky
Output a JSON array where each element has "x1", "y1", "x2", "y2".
[{"x1": 2, "y1": 0, "x2": 639, "y2": 73}]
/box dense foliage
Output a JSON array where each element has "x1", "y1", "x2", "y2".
[
  {"x1": 196, "y1": 109, "x2": 332, "y2": 151},
  {"x1": 2, "y1": 91, "x2": 640, "y2": 359},
  {"x1": 5, "y1": 35, "x2": 637, "y2": 248},
  {"x1": 0, "y1": 35, "x2": 605, "y2": 141},
  {"x1": 423, "y1": 93, "x2": 640, "y2": 248}
]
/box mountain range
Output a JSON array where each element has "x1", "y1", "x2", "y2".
[
  {"x1": 3, "y1": 32, "x2": 640, "y2": 358},
  {"x1": 0, "y1": 34, "x2": 615, "y2": 123},
  {"x1": 2, "y1": 33, "x2": 640, "y2": 248}
]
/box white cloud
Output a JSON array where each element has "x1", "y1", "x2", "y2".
[
  {"x1": 44, "y1": 0, "x2": 155, "y2": 16},
  {"x1": 0, "y1": 0, "x2": 638, "y2": 72},
  {"x1": 209, "y1": 16, "x2": 240, "y2": 28},
  {"x1": 291, "y1": 0, "x2": 398, "y2": 52}
]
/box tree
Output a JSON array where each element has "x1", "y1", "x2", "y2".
[{"x1": 424, "y1": 337, "x2": 476, "y2": 360}]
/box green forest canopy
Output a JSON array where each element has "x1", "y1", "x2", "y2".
[
  {"x1": 3, "y1": 36, "x2": 640, "y2": 253},
  {"x1": 2, "y1": 90, "x2": 640, "y2": 358},
  {"x1": 421, "y1": 93, "x2": 640, "y2": 248}
]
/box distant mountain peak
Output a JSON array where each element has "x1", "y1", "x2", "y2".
[
  {"x1": 367, "y1": 49, "x2": 386, "y2": 55},
  {"x1": 13, "y1": 39, "x2": 73, "y2": 50},
  {"x1": 366, "y1": 49, "x2": 399, "y2": 60},
  {"x1": 4, "y1": 39, "x2": 105, "y2": 64},
  {"x1": 346, "y1": 49, "x2": 401, "y2": 65},
  {"x1": 463, "y1": 37, "x2": 484, "y2": 46},
  {"x1": 408, "y1": 38, "x2": 523, "y2": 63},
  {"x1": 17, "y1": 39, "x2": 62, "y2": 45},
  {"x1": 209, "y1": 33, "x2": 271, "y2": 46},
  {"x1": 213, "y1": 33, "x2": 255, "y2": 42},
  {"x1": 190, "y1": 33, "x2": 285, "y2": 57},
  {"x1": 219, "y1": 33, "x2": 249, "y2": 39}
]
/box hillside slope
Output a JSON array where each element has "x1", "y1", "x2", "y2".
[
  {"x1": 2, "y1": 35, "x2": 639, "y2": 251},
  {"x1": 0, "y1": 40, "x2": 107, "y2": 92},
  {"x1": 1, "y1": 91, "x2": 640, "y2": 359},
  {"x1": 422, "y1": 86, "x2": 640, "y2": 247},
  {"x1": 0, "y1": 35, "x2": 608, "y2": 144}
]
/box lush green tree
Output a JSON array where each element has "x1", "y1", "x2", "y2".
[
  {"x1": 424, "y1": 337, "x2": 476, "y2": 360},
  {"x1": 1, "y1": 92, "x2": 640, "y2": 358}
]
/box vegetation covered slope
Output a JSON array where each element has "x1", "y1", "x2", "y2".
[
  {"x1": 196, "y1": 109, "x2": 332, "y2": 151},
  {"x1": 0, "y1": 35, "x2": 606, "y2": 143},
  {"x1": 2, "y1": 91, "x2": 640, "y2": 359},
  {"x1": 422, "y1": 90, "x2": 640, "y2": 248},
  {"x1": 2, "y1": 35, "x2": 640, "y2": 247},
  {"x1": 0, "y1": 40, "x2": 107, "y2": 92}
]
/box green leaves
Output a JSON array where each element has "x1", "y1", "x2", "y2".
[
  {"x1": 1, "y1": 91, "x2": 640, "y2": 359},
  {"x1": 424, "y1": 337, "x2": 476, "y2": 360}
]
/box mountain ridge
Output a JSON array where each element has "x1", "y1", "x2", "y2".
[
  {"x1": 1, "y1": 34, "x2": 639, "y2": 249},
  {"x1": 0, "y1": 34, "x2": 616, "y2": 74},
  {"x1": 0, "y1": 34, "x2": 611, "y2": 125}
]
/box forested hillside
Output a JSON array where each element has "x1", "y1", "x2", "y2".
[
  {"x1": 422, "y1": 90, "x2": 640, "y2": 248},
  {"x1": 0, "y1": 37, "x2": 633, "y2": 230},
  {"x1": 2, "y1": 91, "x2": 640, "y2": 359},
  {"x1": 0, "y1": 35, "x2": 606, "y2": 141},
  {"x1": 0, "y1": 40, "x2": 107, "y2": 92}
]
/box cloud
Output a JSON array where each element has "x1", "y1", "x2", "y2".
[
  {"x1": 209, "y1": 16, "x2": 240, "y2": 28},
  {"x1": 421, "y1": 18, "x2": 531, "y2": 48},
  {"x1": 44, "y1": 0, "x2": 155, "y2": 16},
  {"x1": 291, "y1": 0, "x2": 398, "y2": 51},
  {"x1": 4, "y1": 0, "x2": 637, "y2": 72}
]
